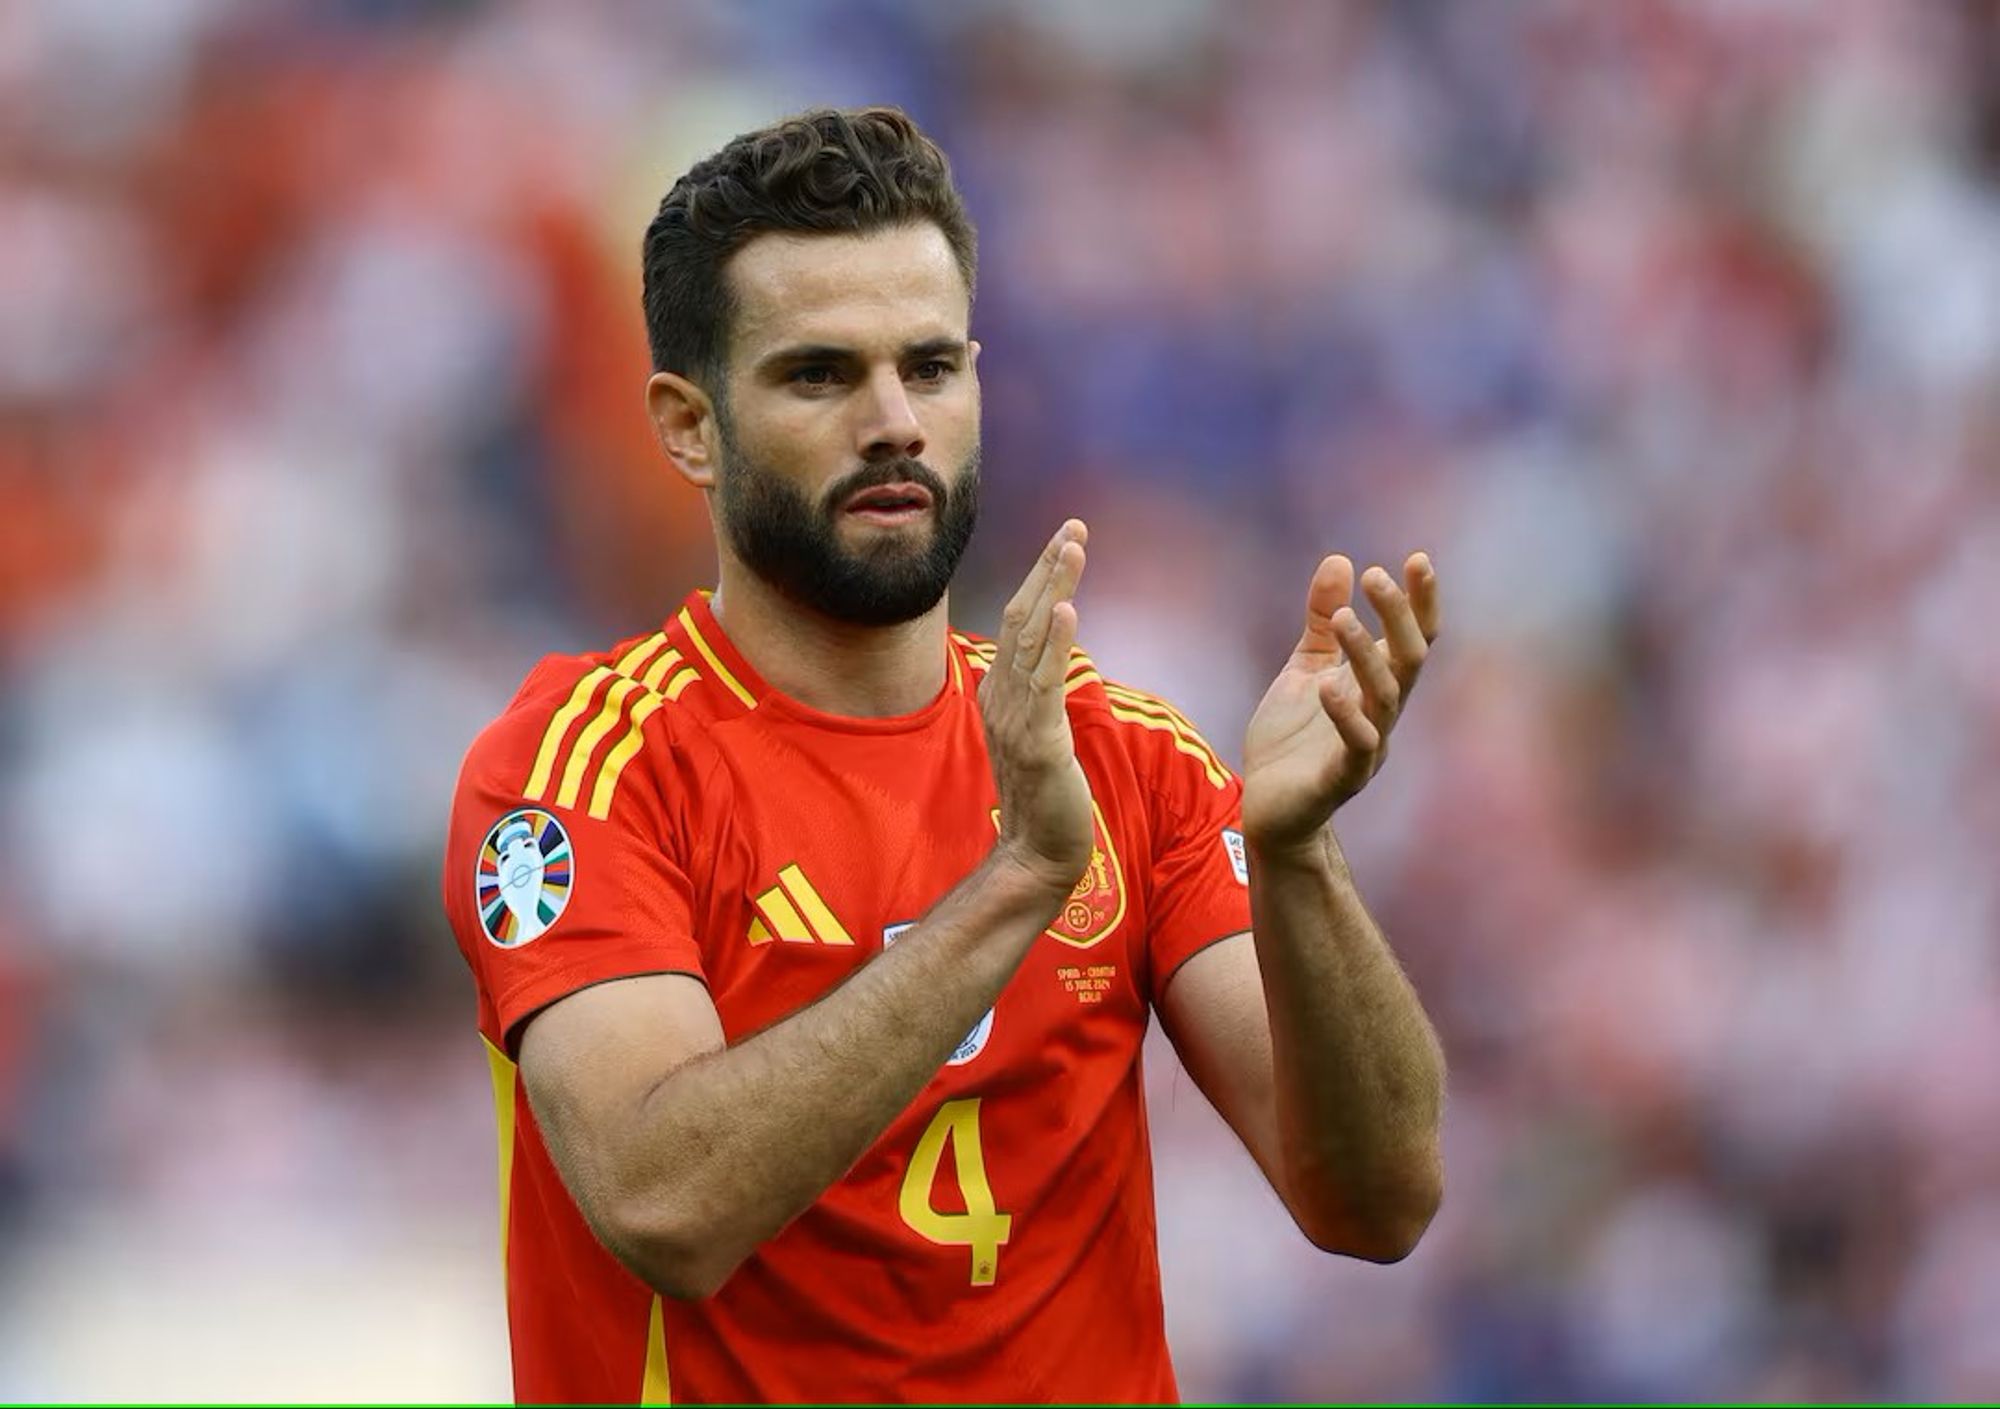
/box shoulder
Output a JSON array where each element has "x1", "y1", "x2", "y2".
[
  {"x1": 951, "y1": 629, "x2": 1234, "y2": 793},
  {"x1": 451, "y1": 627, "x2": 711, "y2": 826}
]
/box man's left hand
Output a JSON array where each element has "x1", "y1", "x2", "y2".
[{"x1": 1239, "y1": 552, "x2": 1440, "y2": 854}]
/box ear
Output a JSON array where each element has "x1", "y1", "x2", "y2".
[
  {"x1": 646, "y1": 371, "x2": 721, "y2": 489},
  {"x1": 968, "y1": 339, "x2": 982, "y2": 370}
]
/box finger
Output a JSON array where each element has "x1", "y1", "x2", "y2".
[
  {"x1": 1017, "y1": 540, "x2": 1085, "y2": 677},
  {"x1": 1295, "y1": 554, "x2": 1355, "y2": 656},
  {"x1": 1319, "y1": 677, "x2": 1380, "y2": 774},
  {"x1": 1334, "y1": 607, "x2": 1400, "y2": 726},
  {"x1": 1031, "y1": 599, "x2": 1080, "y2": 694},
  {"x1": 1404, "y1": 552, "x2": 1440, "y2": 644},
  {"x1": 994, "y1": 520, "x2": 1084, "y2": 675},
  {"x1": 1361, "y1": 564, "x2": 1428, "y2": 692}
]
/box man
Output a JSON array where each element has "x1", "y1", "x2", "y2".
[{"x1": 443, "y1": 106, "x2": 1445, "y2": 1404}]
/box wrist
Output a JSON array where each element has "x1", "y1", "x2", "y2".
[
  {"x1": 983, "y1": 840, "x2": 1086, "y2": 915},
  {"x1": 1244, "y1": 825, "x2": 1349, "y2": 879}
]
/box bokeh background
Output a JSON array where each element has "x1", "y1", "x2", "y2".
[{"x1": 3, "y1": 0, "x2": 1999, "y2": 1400}]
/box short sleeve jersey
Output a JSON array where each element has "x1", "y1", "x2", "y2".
[{"x1": 442, "y1": 591, "x2": 1251, "y2": 1404}]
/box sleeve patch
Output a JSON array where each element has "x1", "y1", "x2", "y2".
[
  {"x1": 1221, "y1": 827, "x2": 1249, "y2": 886},
  {"x1": 475, "y1": 808, "x2": 574, "y2": 947}
]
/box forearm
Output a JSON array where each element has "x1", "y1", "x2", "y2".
[
  {"x1": 1248, "y1": 825, "x2": 1444, "y2": 1259},
  {"x1": 609, "y1": 848, "x2": 1062, "y2": 1293}
]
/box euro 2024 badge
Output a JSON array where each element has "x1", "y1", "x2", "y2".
[
  {"x1": 884, "y1": 921, "x2": 993, "y2": 1065},
  {"x1": 478, "y1": 808, "x2": 573, "y2": 947}
]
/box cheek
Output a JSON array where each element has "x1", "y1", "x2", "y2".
[
  {"x1": 733, "y1": 404, "x2": 843, "y2": 475},
  {"x1": 927, "y1": 383, "x2": 981, "y2": 450}
]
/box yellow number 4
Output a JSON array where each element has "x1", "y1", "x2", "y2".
[{"x1": 898, "y1": 1098, "x2": 1012, "y2": 1286}]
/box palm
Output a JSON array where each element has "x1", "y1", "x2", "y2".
[
  {"x1": 1243, "y1": 649, "x2": 1368, "y2": 841},
  {"x1": 1239, "y1": 553, "x2": 1439, "y2": 851}
]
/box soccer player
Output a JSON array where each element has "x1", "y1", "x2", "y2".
[{"x1": 443, "y1": 107, "x2": 1445, "y2": 1404}]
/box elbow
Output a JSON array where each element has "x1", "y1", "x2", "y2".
[
  {"x1": 643, "y1": 1246, "x2": 740, "y2": 1303},
  {"x1": 1292, "y1": 1151, "x2": 1443, "y2": 1265},
  {"x1": 595, "y1": 1194, "x2": 746, "y2": 1301},
  {"x1": 1305, "y1": 1203, "x2": 1436, "y2": 1265}
]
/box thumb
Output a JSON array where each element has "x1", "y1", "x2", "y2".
[{"x1": 1295, "y1": 555, "x2": 1355, "y2": 656}]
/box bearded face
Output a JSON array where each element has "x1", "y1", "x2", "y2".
[{"x1": 714, "y1": 428, "x2": 981, "y2": 628}]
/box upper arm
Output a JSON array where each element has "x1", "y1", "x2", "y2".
[
  {"x1": 442, "y1": 693, "x2": 715, "y2": 1229},
  {"x1": 517, "y1": 972, "x2": 726, "y2": 1223},
  {"x1": 1086, "y1": 678, "x2": 1273, "y2": 1170},
  {"x1": 442, "y1": 689, "x2": 707, "y2": 1046},
  {"x1": 1156, "y1": 931, "x2": 1285, "y2": 1186}
]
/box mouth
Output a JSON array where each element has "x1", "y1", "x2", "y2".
[{"x1": 840, "y1": 482, "x2": 935, "y2": 525}]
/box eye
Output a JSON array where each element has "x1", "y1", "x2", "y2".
[
  {"x1": 790, "y1": 365, "x2": 841, "y2": 388},
  {"x1": 911, "y1": 359, "x2": 954, "y2": 383}
]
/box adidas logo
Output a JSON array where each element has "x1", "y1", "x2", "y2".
[{"x1": 747, "y1": 864, "x2": 854, "y2": 946}]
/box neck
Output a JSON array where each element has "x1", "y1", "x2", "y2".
[{"x1": 708, "y1": 559, "x2": 949, "y2": 718}]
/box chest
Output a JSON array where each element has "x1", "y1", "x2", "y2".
[{"x1": 682, "y1": 721, "x2": 1154, "y2": 1071}]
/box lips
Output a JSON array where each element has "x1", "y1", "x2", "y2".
[{"x1": 842, "y1": 483, "x2": 935, "y2": 514}]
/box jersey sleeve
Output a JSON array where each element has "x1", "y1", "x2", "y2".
[
  {"x1": 442, "y1": 708, "x2": 704, "y2": 1053},
  {"x1": 1124, "y1": 695, "x2": 1253, "y2": 1004}
]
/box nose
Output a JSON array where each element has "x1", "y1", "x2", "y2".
[{"x1": 855, "y1": 365, "x2": 926, "y2": 463}]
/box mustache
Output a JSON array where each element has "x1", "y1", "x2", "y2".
[{"x1": 822, "y1": 457, "x2": 952, "y2": 512}]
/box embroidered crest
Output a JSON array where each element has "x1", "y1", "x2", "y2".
[
  {"x1": 992, "y1": 801, "x2": 1127, "y2": 950},
  {"x1": 476, "y1": 808, "x2": 572, "y2": 947}
]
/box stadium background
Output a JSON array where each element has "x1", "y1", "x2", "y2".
[{"x1": 3, "y1": 0, "x2": 1998, "y2": 1399}]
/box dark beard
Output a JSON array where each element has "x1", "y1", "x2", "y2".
[{"x1": 714, "y1": 432, "x2": 980, "y2": 628}]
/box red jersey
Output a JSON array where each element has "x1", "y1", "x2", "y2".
[{"x1": 442, "y1": 590, "x2": 1252, "y2": 1404}]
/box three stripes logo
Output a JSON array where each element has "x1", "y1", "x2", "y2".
[
  {"x1": 748, "y1": 864, "x2": 854, "y2": 947},
  {"x1": 521, "y1": 632, "x2": 694, "y2": 821}
]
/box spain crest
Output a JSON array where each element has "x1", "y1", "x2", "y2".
[
  {"x1": 477, "y1": 808, "x2": 573, "y2": 948},
  {"x1": 991, "y1": 800, "x2": 1126, "y2": 950}
]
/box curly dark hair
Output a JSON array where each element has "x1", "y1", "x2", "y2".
[{"x1": 641, "y1": 106, "x2": 978, "y2": 387}]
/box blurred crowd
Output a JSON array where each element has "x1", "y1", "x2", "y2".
[{"x1": 2, "y1": 0, "x2": 1998, "y2": 1399}]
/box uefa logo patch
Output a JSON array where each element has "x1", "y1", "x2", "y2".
[{"x1": 477, "y1": 808, "x2": 573, "y2": 947}]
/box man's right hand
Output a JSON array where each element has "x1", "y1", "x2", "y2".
[{"x1": 981, "y1": 519, "x2": 1095, "y2": 895}]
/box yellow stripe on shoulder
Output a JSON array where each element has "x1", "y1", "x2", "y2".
[
  {"x1": 663, "y1": 667, "x2": 700, "y2": 701},
  {"x1": 1101, "y1": 683, "x2": 1232, "y2": 786},
  {"x1": 587, "y1": 693, "x2": 664, "y2": 821},
  {"x1": 1101, "y1": 685, "x2": 1224, "y2": 759},
  {"x1": 526, "y1": 628, "x2": 705, "y2": 817},
  {"x1": 614, "y1": 631, "x2": 671, "y2": 678},
  {"x1": 524, "y1": 667, "x2": 614, "y2": 800},
  {"x1": 639, "y1": 647, "x2": 686, "y2": 692},
  {"x1": 1063, "y1": 648, "x2": 1099, "y2": 694},
  {"x1": 1104, "y1": 702, "x2": 1231, "y2": 788},
  {"x1": 1102, "y1": 684, "x2": 1226, "y2": 758},
  {"x1": 556, "y1": 677, "x2": 645, "y2": 809}
]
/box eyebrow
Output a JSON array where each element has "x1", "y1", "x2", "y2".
[{"x1": 756, "y1": 337, "x2": 969, "y2": 374}]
